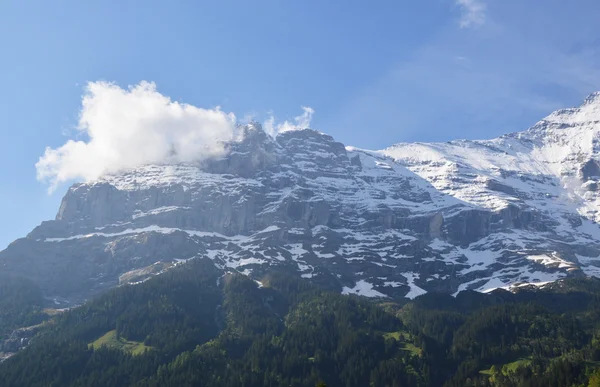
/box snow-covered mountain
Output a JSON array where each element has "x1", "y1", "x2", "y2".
[
  {"x1": 383, "y1": 92, "x2": 600, "y2": 291},
  {"x1": 3, "y1": 94, "x2": 600, "y2": 305}
]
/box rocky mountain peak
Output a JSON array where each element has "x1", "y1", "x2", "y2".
[
  {"x1": 582, "y1": 91, "x2": 600, "y2": 106},
  {"x1": 532, "y1": 91, "x2": 600, "y2": 131},
  {"x1": 236, "y1": 121, "x2": 274, "y2": 147}
]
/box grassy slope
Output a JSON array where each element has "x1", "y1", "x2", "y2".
[
  {"x1": 480, "y1": 357, "x2": 532, "y2": 376},
  {"x1": 89, "y1": 330, "x2": 152, "y2": 356},
  {"x1": 382, "y1": 330, "x2": 423, "y2": 356}
]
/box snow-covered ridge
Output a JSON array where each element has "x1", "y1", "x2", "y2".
[
  {"x1": 44, "y1": 225, "x2": 241, "y2": 242},
  {"x1": 384, "y1": 93, "x2": 600, "y2": 219},
  {"x1": 4, "y1": 94, "x2": 600, "y2": 304},
  {"x1": 97, "y1": 164, "x2": 264, "y2": 191}
]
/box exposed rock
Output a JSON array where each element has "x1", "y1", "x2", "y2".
[{"x1": 580, "y1": 160, "x2": 600, "y2": 181}]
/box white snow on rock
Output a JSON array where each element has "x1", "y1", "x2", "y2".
[
  {"x1": 132, "y1": 206, "x2": 187, "y2": 219},
  {"x1": 342, "y1": 280, "x2": 388, "y2": 298},
  {"x1": 402, "y1": 273, "x2": 427, "y2": 299},
  {"x1": 45, "y1": 226, "x2": 241, "y2": 242}
]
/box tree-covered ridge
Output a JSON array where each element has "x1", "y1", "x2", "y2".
[
  {"x1": 1, "y1": 259, "x2": 600, "y2": 387},
  {"x1": 403, "y1": 279, "x2": 600, "y2": 387},
  {"x1": 0, "y1": 260, "x2": 425, "y2": 387},
  {"x1": 0, "y1": 275, "x2": 47, "y2": 340}
]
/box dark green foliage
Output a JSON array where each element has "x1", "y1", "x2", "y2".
[
  {"x1": 0, "y1": 275, "x2": 46, "y2": 339},
  {"x1": 1, "y1": 262, "x2": 600, "y2": 387},
  {"x1": 0, "y1": 260, "x2": 426, "y2": 387},
  {"x1": 139, "y1": 273, "x2": 424, "y2": 387},
  {"x1": 48, "y1": 258, "x2": 223, "y2": 354},
  {"x1": 398, "y1": 279, "x2": 600, "y2": 387}
]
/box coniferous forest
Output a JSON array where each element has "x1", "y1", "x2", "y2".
[{"x1": 1, "y1": 258, "x2": 600, "y2": 387}]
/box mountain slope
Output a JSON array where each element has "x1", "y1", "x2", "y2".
[{"x1": 2, "y1": 95, "x2": 600, "y2": 304}]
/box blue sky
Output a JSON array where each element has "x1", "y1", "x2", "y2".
[{"x1": 1, "y1": 0, "x2": 599, "y2": 249}]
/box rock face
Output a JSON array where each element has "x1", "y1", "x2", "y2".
[
  {"x1": 3, "y1": 97, "x2": 600, "y2": 304},
  {"x1": 0, "y1": 325, "x2": 40, "y2": 362}
]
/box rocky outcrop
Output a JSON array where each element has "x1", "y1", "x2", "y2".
[{"x1": 0, "y1": 324, "x2": 41, "y2": 361}]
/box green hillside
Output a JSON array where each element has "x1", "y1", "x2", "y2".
[{"x1": 1, "y1": 258, "x2": 600, "y2": 386}]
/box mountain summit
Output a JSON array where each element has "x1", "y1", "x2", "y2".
[{"x1": 3, "y1": 94, "x2": 600, "y2": 305}]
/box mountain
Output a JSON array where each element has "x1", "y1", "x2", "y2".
[{"x1": 2, "y1": 94, "x2": 600, "y2": 305}]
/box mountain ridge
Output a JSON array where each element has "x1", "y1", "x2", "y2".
[{"x1": 2, "y1": 93, "x2": 600, "y2": 305}]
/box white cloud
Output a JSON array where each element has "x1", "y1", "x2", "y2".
[
  {"x1": 263, "y1": 106, "x2": 315, "y2": 137},
  {"x1": 36, "y1": 81, "x2": 239, "y2": 191},
  {"x1": 456, "y1": 0, "x2": 486, "y2": 28}
]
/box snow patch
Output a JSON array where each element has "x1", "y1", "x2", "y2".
[
  {"x1": 403, "y1": 273, "x2": 427, "y2": 299},
  {"x1": 342, "y1": 280, "x2": 388, "y2": 298}
]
